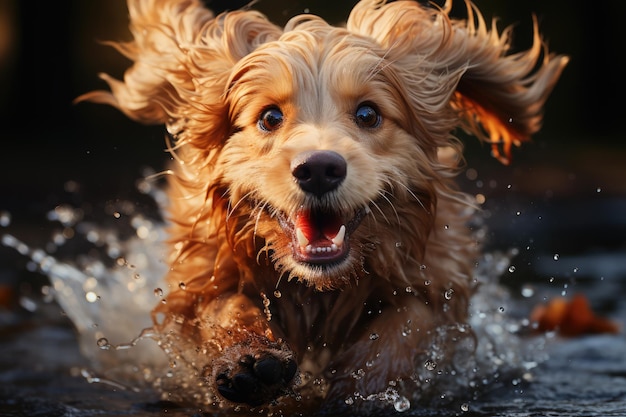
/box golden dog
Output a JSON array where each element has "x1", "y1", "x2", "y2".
[{"x1": 79, "y1": 0, "x2": 567, "y2": 413}]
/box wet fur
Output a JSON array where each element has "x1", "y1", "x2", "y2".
[{"x1": 79, "y1": 0, "x2": 567, "y2": 413}]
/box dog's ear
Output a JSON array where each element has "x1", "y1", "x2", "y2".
[
  {"x1": 348, "y1": 0, "x2": 568, "y2": 164},
  {"x1": 76, "y1": 0, "x2": 281, "y2": 149}
]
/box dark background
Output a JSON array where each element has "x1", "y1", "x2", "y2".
[{"x1": 1, "y1": 0, "x2": 625, "y2": 260}]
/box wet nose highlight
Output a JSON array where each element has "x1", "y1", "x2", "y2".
[{"x1": 291, "y1": 150, "x2": 347, "y2": 197}]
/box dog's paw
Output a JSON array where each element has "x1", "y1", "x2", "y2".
[{"x1": 213, "y1": 346, "x2": 298, "y2": 406}]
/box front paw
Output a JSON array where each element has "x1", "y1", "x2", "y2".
[{"x1": 212, "y1": 344, "x2": 298, "y2": 406}]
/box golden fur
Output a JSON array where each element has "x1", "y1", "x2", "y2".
[{"x1": 78, "y1": 0, "x2": 567, "y2": 413}]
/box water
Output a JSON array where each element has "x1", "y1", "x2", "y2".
[{"x1": 1, "y1": 173, "x2": 625, "y2": 416}]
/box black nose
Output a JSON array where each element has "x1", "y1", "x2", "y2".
[{"x1": 291, "y1": 150, "x2": 347, "y2": 197}]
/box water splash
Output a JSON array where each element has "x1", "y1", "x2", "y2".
[
  {"x1": 2, "y1": 174, "x2": 170, "y2": 387},
  {"x1": 1, "y1": 173, "x2": 543, "y2": 413}
]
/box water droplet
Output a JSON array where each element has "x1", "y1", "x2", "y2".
[
  {"x1": 369, "y1": 333, "x2": 379, "y2": 340},
  {"x1": 553, "y1": 253, "x2": 560, "y2": 261},
  {"x1": 498, "y1": 306, "x2": 505, "y2": 313},
  {"x1": 508, "y1": 265, "x2": 516, "y2": 273},
  {"x1": 0, "y1": 211, "x2": 11, "y2": 227},
  {"x1": 179, "y1": 282, "x2": 186, "y2": 290},
  {"x1": 260, "y1": 292, "x2": 272, "y2": 321},
  {"x1": 521, "y1": 285, "x2": 535, "y2": 298},
  {"x1": 351, "y1": 368, "x2": 365, "y2": 379},
  {"x1": 344, "y1": 397, "x2": 354, "y2": 405},
  {"x1": 393, "y1": 396, "x2": 410, "y2": 412},
  {"x1": 395, "y1": 241, "x2": 403, "y2": 248},
  {"x1": 273, "y1": 290, "x2": 281, "y2": 298},
  {"x1": 443, "y1": 224, "x2": 449, "y2": 230},
  {"x1": 86, "y1": 230, "x2": 100, "y2": 243},
  {"x1": 515, "y1": 211, "x2": 521, "y2": 216},
  {"x1": 461, "y1": 403, "x2": 469, "y2": 412},
  {"x1": 97, "y1": 337, "x2": 110, "y2": 350},
  {"x1": 85, "y1": 291, "x2": 98, "y2": 303},
  {"x1": 424, "y1": 359, "x2": 437, "y2": 371},
  {"x1": 154, "y1": 288, "x2": 164, "y2": 297},
  {"x1": 596, "y1": 187, "x2": 602, "y2": 193},
  {"x1": 466, "y1": 168, "x2": 478, "y2": 180},
  {"x1": 444, "y1": 288, "x2": 454, "y2": 300},
  {"x1": 573, "y1": 267, "x2": 579, "y2": 273}
]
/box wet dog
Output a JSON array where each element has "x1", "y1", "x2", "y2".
[{"x1": 79, "y1": 0, "x2": 567, "y2": 412}]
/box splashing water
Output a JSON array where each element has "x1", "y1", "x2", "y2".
[
  {"x1": 1, "y1": 172, "x2": 544, "y2": 414},
  {"x1": 2, "y1": 173, "x2": 171, "y2": 388}
]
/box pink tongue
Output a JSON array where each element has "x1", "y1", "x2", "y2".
[{"x1": 295, "y1": 209, "x2": 342, "y2": 241}]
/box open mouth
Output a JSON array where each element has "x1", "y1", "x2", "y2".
[{"x1": 276, "y1": 206, "x2": 368, "y2": 266}]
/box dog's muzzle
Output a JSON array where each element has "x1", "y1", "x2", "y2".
[{"x1": 276, "y1": 150, "x2": 367, "y2": 266}]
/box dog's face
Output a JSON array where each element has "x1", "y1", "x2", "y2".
[
  {"x1": 81, "y1": 0, "x2": 567, "y2": 293},
  {"x1": 217, "y1": 27, "x2": 444, "y2": 290}
]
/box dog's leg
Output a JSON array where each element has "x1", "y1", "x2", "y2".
[
  {"x1": 321, "y1": 298, "x2": 449, "y2": 411},
  {"x1": 197, "y1": 293, "x2": 298, "y2": 406}
]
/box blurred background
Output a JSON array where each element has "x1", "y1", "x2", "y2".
[{"x1": 1, "y1": 0, "x2": 625, "y2": 304}]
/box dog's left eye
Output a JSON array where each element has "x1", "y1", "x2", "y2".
[
  {"x1": 258, "y1": 107, "x2": 284, "y2": 132},
  {"x1": 354, "y1": 103, "x2": 381, "y2": 129}
]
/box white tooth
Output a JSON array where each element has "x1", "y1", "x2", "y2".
[
  {"x1": 331, "y1": 243, "x2": 338, "y2": 251},
  {"x1": 296, "y1": 227, "x2": 309, "y2": 248},
  {"x1": 331, "y1": 225, "x2": 346, "y2": 247}
]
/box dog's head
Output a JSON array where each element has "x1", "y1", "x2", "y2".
[{"x1": 79, "y1": 0, "x2": 567, "y2": 291}]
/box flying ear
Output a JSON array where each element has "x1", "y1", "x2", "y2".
[
  {"x1": 348, "y1": 0, "x2": 568, "y2": 164},
  {"x1": 76, "y1": 0, "x2": 282, "y2": 148}
]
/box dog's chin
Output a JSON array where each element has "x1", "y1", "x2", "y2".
[{"x1": 272, "y1": 204, "x2": 369, "y2": 290}]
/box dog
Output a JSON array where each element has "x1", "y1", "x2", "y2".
[{"x1": 78, "y1": 0, "x2": 567, "y2": 413}]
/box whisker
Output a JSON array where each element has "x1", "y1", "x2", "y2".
[
  {"x1": 226, "y1": 191, "x2": 254, "y2": 222},
  {"x1": 252, "y1": 200, "x2": 268, "y2": 241},
  {"x1": 391, "y1": 178, "x2": 430, "y2": 215},
  {"x1": 371, "y1": 191, "x2": 395, "y2": 226}
]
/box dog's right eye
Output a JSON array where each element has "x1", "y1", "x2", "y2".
[
  {"x1": 258, "y1": 107, "x2": 283, "y2": 132},
  {"x1": 354, "y1": 103, "x2": 381, "y2": 129}
]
